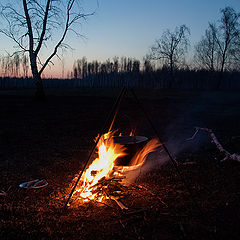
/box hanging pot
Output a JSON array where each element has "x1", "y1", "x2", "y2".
[{"x1": 112, "y1": 136, "x2": 148, "y2": 166}]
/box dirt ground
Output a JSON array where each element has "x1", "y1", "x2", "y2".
[{"x1": 0, "y1": 88, "x2": 240, "y2": 240}]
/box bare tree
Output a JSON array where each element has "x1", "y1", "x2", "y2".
[
  {"x1": 232, "y1": 38, "x2": 240, "y2": 70},
  {"x1": 76, "y1": 59, "x2": 82, "y2": 78},
  {"x1": 0, "y1": 0, "x2": 93, "y2": 99},
  {"x1": 143, "y1": 56, "x2": 153, "y2": 73},
  {"x1": 113, "y1": 56, "x2": 119, "y2": 74},
  {"x1": 150, "y1": 25, "x2": 190, "y2": 86},
  {"x1": 194, "y1": 7, "x2": 240, "y2": 75},
  {"x1": 194, "y1": 7, "x2": 240, "y2": 87},
  {"x1": 216, "y1": 7, "x2": 240, "y2": 73},
  {"x1": 22, "y1": 54, "x2": 29, "y2": 78},
  {"x1": 81, "y1": 56, "x2": 88, "y2": 79},
  {"x1": 73, "y1": 65, "x2": 78, "y2": 79},
  {"x1": 13, "y1": 53, "x2": 20, "y2": 77},
  {"x1": 2, "y1": 55, "x2": 14, "y2": 77},
  {"x1": 194, "y1": 24, "x2": 220, "y2": 71},
  {"x1": 132, "y1": 59, "x2": 140, "y2": 73}
]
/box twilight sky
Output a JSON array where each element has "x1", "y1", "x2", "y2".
[{"x1": 1, "y1": 0, "x2": 240, "y2": 78}]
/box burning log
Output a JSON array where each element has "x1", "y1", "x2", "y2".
[
  {"x1": 69, "y1": 173, "x2": 128, "y2": 205},
  {"x1": 187, "y1": 127, "x2": 240, "y2": 163}
]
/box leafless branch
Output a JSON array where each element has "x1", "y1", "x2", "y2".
[
  {"x1": 187, "y1": 127, "x2": 240, "y2": 163},
  {"x1": 39, "y1": 1, "x2": 93, "y2": 75},
  {"x1": 35, "y1": 0, "x2": 51, "y2": 55}
]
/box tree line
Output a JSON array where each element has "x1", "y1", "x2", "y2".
[
  {"x1": 68, "y1": 6, "x2": 240, "y2": 85},
  {"x1": 72, "y1": 57, "x2": 141, "y2": 79},
  {"x1": 0, "y1": 3, "x2": 240, "y2": 95},
  {"x1": 0, "y1": 53, "x2": 29, "y2": 78},
  {"x1": 67, "y1": 7, "x2": 240, "y2": 78}
]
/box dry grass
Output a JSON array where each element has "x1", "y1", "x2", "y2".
[{"x1": 0, "y1": 88, "x2": 239, "y2": 239}]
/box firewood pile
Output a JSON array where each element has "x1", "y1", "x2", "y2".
[
  {"x1": 70, "y1": 174, "x2": 134, "y2": 210},
  {"x1": 53, "y1": 171, "x2": 168, "y2": 211}
]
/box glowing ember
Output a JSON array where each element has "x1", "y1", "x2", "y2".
[{"x1": 72, "y1": 131, "x2": 160, "y2": 203}]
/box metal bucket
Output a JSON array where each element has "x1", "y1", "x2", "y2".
[{"x1": 113, "y1": 136, "x2": 148, "y2": 166}]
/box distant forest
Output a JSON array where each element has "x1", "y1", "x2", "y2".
[{"x1": 0, "y1": 6, "x2": 240, "y2": 90}]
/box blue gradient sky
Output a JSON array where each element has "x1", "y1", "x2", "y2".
[
  {"x1": 1, "y1": 0, "x2": 240, "y2": 77},
  {"x1": 74, "y1": 0, "x2": 240, "y2": 60}
]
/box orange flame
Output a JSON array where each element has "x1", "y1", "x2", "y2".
[
  {"x1": 119, "y1": 138, "x2": 161, "y2": 172},
  {"x1": 130, "y1": 138, "x2": 161, "y2": 166},
  {"x1": 72, "y1": 131, "x2": 160, "y2": 203},
  {"x1": 129, "y1": 129, "x2": 135, "y2": 136},
  {"x1": 74, "y1": 132, "x2": 126, "y2": 201}
]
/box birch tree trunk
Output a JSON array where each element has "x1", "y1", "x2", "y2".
[{"x1": 1, "y1": 0, "x2": 92, "y2": 100}]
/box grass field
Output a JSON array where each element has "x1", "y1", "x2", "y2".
[{"x1": 0, "y1": 88, "x2": 240, "y2": 239}]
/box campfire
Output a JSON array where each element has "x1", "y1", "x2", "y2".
[
  {"x1": 67, "y1": 131, "x2": 160, "y2": 207},
  {"x1": 61, "y1": 87, "x2": 167, "y2": 209}
]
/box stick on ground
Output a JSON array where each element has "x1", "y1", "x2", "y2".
[{"x1": 187, "y1": 127, "x2": 240, "y2": 163}]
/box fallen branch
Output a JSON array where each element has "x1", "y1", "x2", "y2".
[{"x1": 187, "y1": 127, "x2": 240, "y2": 163}]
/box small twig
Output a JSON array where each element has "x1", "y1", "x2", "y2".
[
  {"x1": 95, "y1": 199, "x2": 115, "y2": 209},
  {"x1": 104, "y1": 188, "x2": 128, "y2": 210},
  {"x1": 186, "y1": 128, "x2": 200, "y2": 141},
  {"x1": 111, "y1": 195, "x2": 129, "y2": 210},
  {"x1": 103, "y1": 189, "x2": 126, "y2": 210}
]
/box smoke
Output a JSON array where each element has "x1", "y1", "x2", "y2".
[
  {"x1": 121, "y1": 147, "x2": 167, "y2": 185},
  {"x1": 122, "y1": 132, "x2": 210, "y2": 185},
  {"x1": 122, "y1": 91, "x2": 215, "y2": 184}
]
